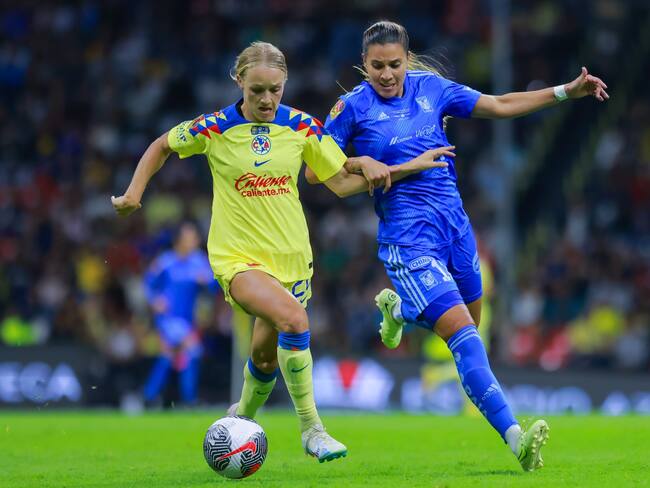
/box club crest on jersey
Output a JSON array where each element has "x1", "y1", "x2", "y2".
[
  {"x1": 416, "y1": 96, "x2": 432, "y2": 112},
  {"x1": 251, "y1": 126, "x2": 270, "y2": 135},
  {"x1": 329, "y1": 99, "x2": 345, "y2": 120},
  {"x1": 420, "y1": 270, "x2": 438, "y2": 289},
  {"x1": 408, "y1": 256, "x2": 433, "y2": 270},
  {"x1": 251, "y1": 134, "x2": 271, "y2": 155}
]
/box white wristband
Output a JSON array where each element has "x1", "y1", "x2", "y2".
[{"x1": 553, "y1": 84, "x2": 568, "y2": 101}]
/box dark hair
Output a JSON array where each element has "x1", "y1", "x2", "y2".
[
  {"x1": 362, "y1": 20, "x2": 409, "y2": 56},
  {"x1": 173, "y1": 221, "x2": 200, "y2": 245},
  {"x1": 360, "y1": 20, "x2": 443, "y2": 76}
]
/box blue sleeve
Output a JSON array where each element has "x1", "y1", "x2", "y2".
[
  {"x1": 324, "y1": 97, "x2": 356, "y2": 150},
  {"x1": 437, "y1": 77, "x2": 482, "y2": 119},
  {"x1": 198, "y1": 254, "x2": 220, "y2": 293},
  {"x1": 144, "y1": 256, "x2": 168, "y2": 302}
]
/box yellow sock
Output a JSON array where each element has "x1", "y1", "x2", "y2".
[
  {"x1": 236, "y1": 360, "x2": 276, "y2": 418},
  {"x1": 277, "y1": 347, "x2": 321, "y2": 432}
]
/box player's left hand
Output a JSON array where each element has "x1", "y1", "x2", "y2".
[
  {"x1": 565, "y1": 67, "x2": 609, "y2": 101},
  {"x1": 111, "y1": 193, "x2": 142, "y2": 216},
  {"x1": 358, "y1": 156, "x2": 392, "y2": 196}
]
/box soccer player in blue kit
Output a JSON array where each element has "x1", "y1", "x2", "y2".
[
  {"x1": 308, "y1": 21, "x2": 609, "y2": 471},
  {"x1": 143, "y1": 222, "x2": 219, "y2": 406}
]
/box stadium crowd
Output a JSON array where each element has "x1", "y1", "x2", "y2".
[{"x1": 1, "y1": 0, "x2": 648, "y2": 380}]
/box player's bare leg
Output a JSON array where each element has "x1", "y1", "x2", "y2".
[
  {"x1": 230, "y1": 270, "x2": 347, "y2": 462},
  {"x1": 229, "y1": 317, "x2": 278, "y2": 418},
  {"x1": 466, "y1": 297, "x2": 482, "y2": 327}
]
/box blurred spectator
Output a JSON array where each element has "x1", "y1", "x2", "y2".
[{"x1": 141, "y1": 223, "x2": 219, "y2": 406}]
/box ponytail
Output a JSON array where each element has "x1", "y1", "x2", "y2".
[{"x1": 407, "y1": 51, "x2": 447, "y2": 77}]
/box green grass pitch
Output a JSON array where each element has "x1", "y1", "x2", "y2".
[{"x1": 2, "y1": 411, "x2": 649, "y2": 487}]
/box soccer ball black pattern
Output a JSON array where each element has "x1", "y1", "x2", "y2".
[
  {"x1": 203, "y1": 423, "x2": 232, "y2": 472},
  {"x1": 203, "y1": 416, "x2": 268, "y2": 479},
  {"x1": 239, "y1": 430, "x2": 268, "y2": 477}
]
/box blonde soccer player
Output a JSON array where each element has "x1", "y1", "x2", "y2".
[{"x1": 112, "y1": 41, "x2": 451, "y2": 462}]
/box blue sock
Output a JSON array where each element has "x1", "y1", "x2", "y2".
[
  {"x1": 448, "y1": 325, "x2": 518, "y2": 440},
  {"x1": 179, "y1": 357, "x2": 200, "y2": 404},
  {"x1": 143, "y1": 356, "x2": 172, "y2": 401},
  {"x1": 278, "y1": 330, "x2": 310, "y2": 350},
  {"x1": 247, "y1": 358, "x2": 279, "y2": 382}
]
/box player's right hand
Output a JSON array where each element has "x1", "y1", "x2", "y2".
[{"x1": 111, "y1": 194, "x2": 142, "y2": 216}]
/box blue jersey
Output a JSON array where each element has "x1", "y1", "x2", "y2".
[
  {"x1": 144, "y1": 250, "x2": 217, "y2": 332},
  {"x1": 325, "y1": 71, "x2": 481, "y2": 248}
]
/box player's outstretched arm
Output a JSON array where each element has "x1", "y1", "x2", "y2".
[
  {"x1": 304, "y1": 148, "x2": 452, "y2": 196},
  {"x1": 305, "y1": 156, "x2": 391, "y2": 196},
  {"x1": 317, "y1": 166, "x2": 374, "y2": 198},
  {"x1": 389, "y1": 146, "x2": 454, "y2": 182},
  {"x1": 111, "y1": 132, "x2": 173, "y2": 216},
  {"x1": 472, "y1": 66, "x2": 609, "y2": 119},
  {"x1": 344, "y1": 156, "x2": 393, "y2": 195},
  {"x1": 342, "y1": 149, "x2": 452, "y2": 186}
]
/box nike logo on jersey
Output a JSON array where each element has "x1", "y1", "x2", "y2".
[
  {"x1": 254, "y1": 159, "x2": 271, "y2": 167},
  {"x1": 291, "y1": 364, "x2": 309, "y2": 373}
]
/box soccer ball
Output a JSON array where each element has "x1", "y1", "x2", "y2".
[{"x1": 203, "y1": 416, "x2": 268, "y2": 479}]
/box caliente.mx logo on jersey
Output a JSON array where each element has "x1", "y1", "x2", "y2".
[{"x1": 251, "y1": 135, "x2": 271, "y2": 155}]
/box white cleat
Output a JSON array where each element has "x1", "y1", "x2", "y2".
[
  {"x1": 517, "y1": 419, "x2": 550, "y2": 472},
  {"x1": 301, "y1": 424, "x2": 348, "y2": 463},
  {"x1": 226, "y1": 402, "x2": 239, "y2": 417}
]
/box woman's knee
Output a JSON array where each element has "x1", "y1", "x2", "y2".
[
  {"x1": 435, "y1": 304, "x2": 475, "y2": 342},
  {"x1": 466, "y1": 298, "x2": 482, "y2": 327},
  {"x1": 274, "y1": 306, "x2": 308, "y2": 334},
  {"x1": 250, "y1": 354, "x2": 278, "y2": 374}
]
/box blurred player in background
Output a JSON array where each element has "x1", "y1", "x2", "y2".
[
  {"x1": 314, "y1": 20, "x2": 608, "y2": 471},
  {"x1": 142, "y1": 222, "x2": 218, "y2": 406},
  {"x1": 112, "y1": 41, "x2": 447, "y2": 462}
]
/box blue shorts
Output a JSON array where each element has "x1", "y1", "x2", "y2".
[{"x1": 378, "y1": 228, "x2": 483, "y2": 325}]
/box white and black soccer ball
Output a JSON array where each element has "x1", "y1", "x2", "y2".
[{"x1": 203, "y1": 416, "x2": 268, "y2": 479}]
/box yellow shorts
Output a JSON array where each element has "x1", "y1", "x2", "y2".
[{"x1": 215, "y1": 263, "x2": 312, "y2": 312}]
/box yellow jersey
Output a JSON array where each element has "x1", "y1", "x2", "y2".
[{"x1": 167, "y1": 102, "x2": 346, "y2": 284}]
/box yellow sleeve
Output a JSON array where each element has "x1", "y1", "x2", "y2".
[
  {"x1": 302, "y1": 131, "x2": 347, "y2": 182},
  {"x1": 167, "y1": 116, "x2": 210, "y2": 159}
]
